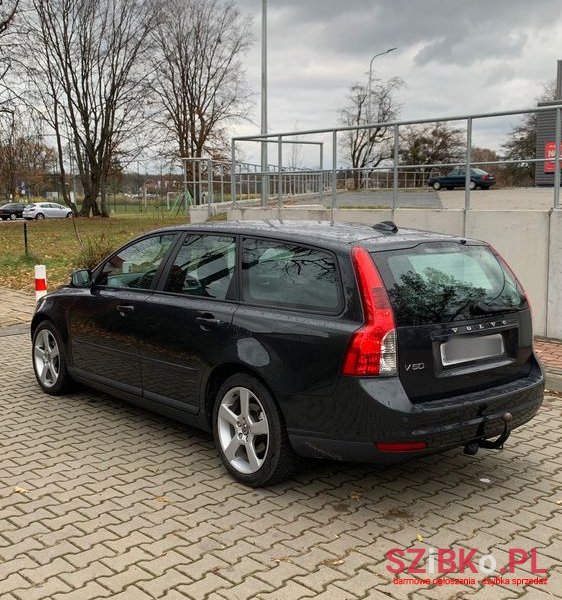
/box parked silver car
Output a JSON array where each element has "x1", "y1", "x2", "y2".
[{"x1": 23, "y1": 202, "x2": 73, "y2": 220}]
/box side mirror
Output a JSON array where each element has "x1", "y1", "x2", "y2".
[{"x1": 71, "y1": 269, "x2": 92, "y2": 287}]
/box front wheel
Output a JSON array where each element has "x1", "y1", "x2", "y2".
[
  {"x1": 432, "y1": 181, "x2": 441, "y2": 190},
  {"x1": 66, "y1": 212, "x2": 72, "y2": 218},
  {"x1": 32, "y1": 321, "x2": 73, "y2": 395},
  {"x1": 213, "y1": 374, "x2": 297, "y2": 486}
]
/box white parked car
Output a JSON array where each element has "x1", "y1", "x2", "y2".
[{"x1": 23, "y1": 202, "x2": 73, "y2": 220}]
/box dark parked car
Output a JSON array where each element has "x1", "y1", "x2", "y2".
[
  {"x1": 31, "y1": 221, "x2": 543, "y2": 486},
  {"x1": 428, "y1": 168, "x2": 496, "y2": 190},
  {"x1": 0, "y1": 202, "x2": 26, "y2": 220}
]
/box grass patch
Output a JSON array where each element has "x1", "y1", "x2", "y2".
[{"x1": 0, "y1": 214, "x2": 189, "y2": 292}]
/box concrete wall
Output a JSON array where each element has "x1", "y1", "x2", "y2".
[
  {"x1": 548, "y1": 210, "x2": 562, "y2": 339},
  {"x1": 225, "y1": 206, "x2": 561, "y2": 339}
]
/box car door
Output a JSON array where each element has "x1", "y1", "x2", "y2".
[
  {"x1": 42, "y1": 203, "x2": 55, "y2": 217},
  {"x1": 139, "y1": 233, "x2": 238, "y2": 412},
  {"x1": 446, "y1": 168, "x2": 463, "y2": 187},
  {"x1": 68, "y1": 232, "x2": 178, "y2": 395},
  {"x1": 53, "y1": 203, "x2": 66, "y2": 218}
]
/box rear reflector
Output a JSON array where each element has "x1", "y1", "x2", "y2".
[
  {"x1": 375, "y1": 441, "x2": 428, "y2": 452},
  {"x1": 342, "y1": 247, "x2": 397, "y2": 376}
]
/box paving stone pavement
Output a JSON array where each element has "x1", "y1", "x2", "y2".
[{"x1": 1, "y1": 329, "x2": 561, "y2": 599}]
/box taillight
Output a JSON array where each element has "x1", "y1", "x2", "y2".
[{"x1": 342, "y1": 247, "x2": 397, "y2": 377}]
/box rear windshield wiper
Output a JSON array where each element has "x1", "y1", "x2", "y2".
[{"x1": 469, "y1": 302, "x2": 521, "y2": 315}]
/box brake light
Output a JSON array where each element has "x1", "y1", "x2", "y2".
[
  {"x1": 375, "y1": 441, "x2": 427, "y2": 452},
  {"x1": 342, "y1": 247, "x2": 397, "y2": 376}
]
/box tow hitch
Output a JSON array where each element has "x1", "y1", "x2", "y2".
[{"x1": 463, "y1": 412, "x2": 513, "y2": 456}]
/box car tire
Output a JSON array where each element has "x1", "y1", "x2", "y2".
[
  {"x1": 469, "y1": 180, "x2": 477, "y2": 190},
  {"x1": 213, "y1": 374, "x2": 297, "y2": 487},
  {"x1": 432, "y1": 181, "x2": 441, "y2": 190},
  {"x1": 32, "y1": 321, "x2": 74, "y2": 395},
  {"x1": 9, "y1": 213, "x2": 16, "y2": 220},
  {"x1": 35, "y1": 213, "x2": 45, "y2": 220},
  {"x1": 66, "y1": 212, "x2": 72, "y2": 218}
]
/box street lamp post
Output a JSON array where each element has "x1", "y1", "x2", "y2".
[{"x1": 367, "y1": 47, "x2": 397, "y2": 123}]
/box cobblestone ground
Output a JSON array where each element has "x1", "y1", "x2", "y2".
[{"x1": 0, "y1": 330, "x2": 561, "y2": 600}]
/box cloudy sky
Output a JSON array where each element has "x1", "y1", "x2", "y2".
[{"x1": 232, "y1": 0, "x2": 562, "y2": 162}]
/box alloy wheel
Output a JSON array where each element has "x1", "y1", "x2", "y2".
[
  {"x1": 33, "y1": 329, "x2": 60, "y2": 388},
  {"x1": 217, "y1": 386, "x2": 269, "y2": 474}
]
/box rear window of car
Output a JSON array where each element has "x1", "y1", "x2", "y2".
[
  {"x1": 242, "y1": 238, "x2": 341, "y2": 312},
  {"x1": 371, "y1": 242, "x2": 527, "y2": 326}
]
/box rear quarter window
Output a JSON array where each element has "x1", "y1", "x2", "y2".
[{"x1": 242, "y1": 238, "x2": 341, "y2": 312}]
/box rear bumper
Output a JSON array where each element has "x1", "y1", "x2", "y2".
[{"x1": 288, "y1": 361, "x2": 544, "y2": 463}]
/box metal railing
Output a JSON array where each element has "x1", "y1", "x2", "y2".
[{"x1": 230, "y1": 104, "x2": 562, "y2": 217}]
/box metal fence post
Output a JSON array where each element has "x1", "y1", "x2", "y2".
[
  {"x1": 182, "y1": 158, "x2": 188, "y2": 216},
  {"x1": 207, "y1": 159, "x2": 213, "y2": 217},
  {"x1": 331, "y1": 130, "x2": 337, "y2": 224},
  {"x1": 465, "y1": 117, "x2": 473, "y2": 211},
  {"x1": 392, "y1": 124, "x2": 399, "y2": 209},
  {"x1": 230, "y1": 141, "x2": 237, "y2": 207},
  {"x1": 319, "y1": 142, "x2": 324, "y2": 203},
  {"x1": 555, "y1": 108, "x2": 561, "y2": 209},
  {"x1": 277, "y1": 135, "x2": 283, "y2": 212}
]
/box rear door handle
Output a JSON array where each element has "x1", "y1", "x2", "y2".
[
  {"x1": 196, "y1": 313, "x2": 220, "y2": 329},
  {"x1": 116, "y1": 305, "x2": 135, "y2": 314}
]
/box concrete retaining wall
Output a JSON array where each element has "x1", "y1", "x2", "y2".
[
  {"x1": 225, "y1": 206, "x2": 560, "y2": 339},
  {"x1": 548, "y1": 210, "x2": 562, "y2": 339}
]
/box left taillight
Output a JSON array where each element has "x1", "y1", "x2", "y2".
[{"x1": 342, "y1": 246, "x2": 397, "y2": 377}]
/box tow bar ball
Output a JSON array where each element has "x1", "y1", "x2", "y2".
[{"x1": 463, "y1": 412, "x2": 513, "y2": 456}]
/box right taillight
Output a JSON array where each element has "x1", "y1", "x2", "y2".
[{"x1": 342, "y1": 246, "x2": 397, "y2": 377}]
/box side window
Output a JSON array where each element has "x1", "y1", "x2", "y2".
[
  {"x1": 164, "y1": 234, "x2": 236, "y2": 300},
  {"x1": 96, "y1": 234, "x2": 175, "y2": 289},
  {"x1": 242, "y1": 238, "x2": 340, "y2": 312}
]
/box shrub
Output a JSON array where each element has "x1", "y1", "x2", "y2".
[{"x1": 74, "y1": 234, "x2": 116, "y2": 270}]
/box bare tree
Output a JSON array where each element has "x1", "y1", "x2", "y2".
[
  {"x1": 150, "y1": 0, "x2": 253, "y2": 162},
  {"x1": 19, "y1": 0, "x2": 159, "y2": 216},
  {"x1": 0, "y1": 0, "x2": 19, "y2": 35},
  {"x1": 339, "y1": 77, "x2": 403, "y2": 190},
  {"x1": 503, "y1": 81, "x2": 556, "y2": 186},
  {"x1": 0, "y1": 0, "x2": 20, "y2": 102},
  {"x1": 399, "y1": 123, "x2": 465, "y2": 171},
  {"x1": 0, "y1": 110, "x2": 56, "y2": 198}
]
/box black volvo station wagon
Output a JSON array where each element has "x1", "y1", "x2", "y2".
[{"x1": 31, "y1": 221, "x2": 544, "y2": 486}]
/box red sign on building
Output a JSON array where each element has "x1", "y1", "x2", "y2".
[{"x1": 544, "y1": 141, "x2": 562, "y2": 173}]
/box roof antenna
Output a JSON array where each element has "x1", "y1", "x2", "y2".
[{"x1": 373, "y1": 220, "x2": 398, "y2": 233}]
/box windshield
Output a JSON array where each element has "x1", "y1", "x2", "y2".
[{"x1": 371, "y1": 242, "x2": 527, "y2": 326}]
